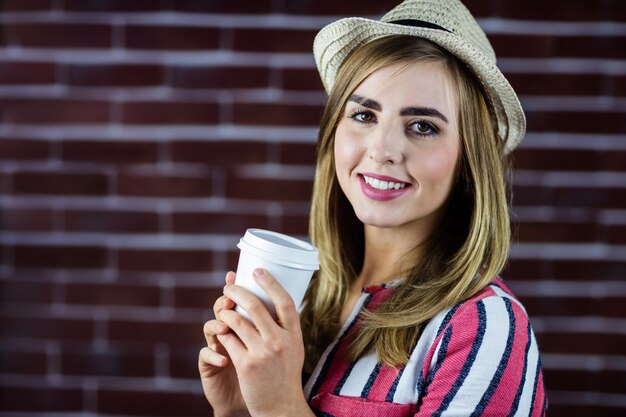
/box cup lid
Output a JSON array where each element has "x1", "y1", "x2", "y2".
[{"x1": 237, "y1": 228, "x2": 320, "y2": 270}]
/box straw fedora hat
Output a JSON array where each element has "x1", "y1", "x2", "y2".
[{"x1": 313, "y1": 0, "x2": 525, "y2": 153}]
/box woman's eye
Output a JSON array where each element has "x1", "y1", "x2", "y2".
[
  {"x1": 409, "y1": 121, "x2": 438, "y2": 135},
  {"x1": 350, "y1": 110, "x2": 375, "y2": 123}
]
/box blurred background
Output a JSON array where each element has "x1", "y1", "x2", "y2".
[{"x1": 0, "y1": 0, "x2": 624, "y2": 416}]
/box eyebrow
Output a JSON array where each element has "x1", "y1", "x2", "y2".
[{"x1": 347, "y1": 94, "x2": 449, "y2": 124}]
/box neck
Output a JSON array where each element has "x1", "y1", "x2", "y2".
[{"x1": 356, "y1": 224, "x2": 429, "y2": 288}]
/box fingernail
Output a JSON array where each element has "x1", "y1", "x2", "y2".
[{"x1": 253, "y1": 268, "x2": 265, "y2": 280}]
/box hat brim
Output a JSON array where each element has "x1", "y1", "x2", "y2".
[{"x1": 313, "y1": 17, "x2": 525, "y2": 153}]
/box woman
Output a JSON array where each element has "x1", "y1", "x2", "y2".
[{"x1": 199, "y1": 1, "x2": 546, "y2": 416}]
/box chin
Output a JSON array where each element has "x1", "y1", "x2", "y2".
[{"x1": 355, "y1": 211, "x2": 402, "y2": 228}]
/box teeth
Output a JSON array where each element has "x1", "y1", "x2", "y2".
[{"x1": 363, "y1": 175, "x2": 406, "y2": 191}]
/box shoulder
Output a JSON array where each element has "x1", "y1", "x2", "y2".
[
  {"x1": 413, "y1": 277, "x2": 546, "y2": 416},
  {"x1": 438, "y1": 277, "x2": 530, "y2": 337}
]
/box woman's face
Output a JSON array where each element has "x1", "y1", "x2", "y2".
[{"x1": 334, "y1": 60, "x2": 460, "y2": 237}]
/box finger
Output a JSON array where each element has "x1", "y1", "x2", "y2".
[
  {"x1": 216, "y1": 331, "x2": 247, "y2": 363},
  {"x1": 213, "y1": 295, "x2": 235, "y2": 319},
  {"x1": 198, "y1": 346, "x2": 228, "y2": 369},
  {"x1": 218, "y1": 307, "x2": 261, "y2": 349},
  {"x1": 225, "y1": 270, "x2": 236, "y2": 285},
  {"x1": 252, "y1": 268, "x2": 300, "y2": 331},
  {"x1": 223, "y1": 283, "x2": 275, "y2": 334},
  {"x1": 203, "y1": 319, "x2": 229, "y2": 347}
]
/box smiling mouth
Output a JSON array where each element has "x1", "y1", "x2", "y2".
[{"x1": 361, "y1": 174, "x2": 409, "y2": 191}]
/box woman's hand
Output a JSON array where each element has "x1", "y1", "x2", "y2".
[
  {"x1": 216, "y1": 268, "x2": 315, "y2": 417},
  {"x1": 199, "y1": 271, "x2": 250, "y2": 417}
]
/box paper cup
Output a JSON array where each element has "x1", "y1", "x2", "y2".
[{"x1": 234, "y1": 228, "x2": 319, "y2": 322}]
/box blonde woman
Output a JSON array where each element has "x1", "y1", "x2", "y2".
[{"x1": 199, "y1": 1, "x2": 546, "y2": 416}]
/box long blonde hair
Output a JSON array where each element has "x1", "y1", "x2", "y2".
[{"x1": 301, "y1": 35, "x2": 511, "y2": 371}]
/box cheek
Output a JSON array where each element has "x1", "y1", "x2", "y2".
[
  {"x1": 418, "y1": 145, "x2": 459, "y2": 192},
  {"x1": 333, "y1": 125, "x2": 359, "y2": 176}
]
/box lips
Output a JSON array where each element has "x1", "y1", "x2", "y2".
[{"x1": 358, "y1": 172, "x2": 411, "y2": 201}]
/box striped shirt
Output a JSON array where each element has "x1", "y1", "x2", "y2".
[{"x1": 304, "y1": 278, "x2": 547, "y2": 417}]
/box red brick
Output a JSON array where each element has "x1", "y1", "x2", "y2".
[
  {"x1": 64, "y1": 209, "x2": 159, "y2": 233},
  {"x1": 117, "y1": 249, "x2": 213, "y2": 272},
  {"x1": 233, "y1": 103, "x2": 322, "y2": 126},
  {"x1": 0, "y1": 280, "x2": 55, "y2": 304},
  {"x1": 62, "y1": 140, "x2": 158, "y2": 164},
  {"x1": 279, "y1": 214, "x2": 310, "y2": 236},
  {"x1": 548, "y1": 405, "x2": 625, "y2": 417},
  {"x1": 279, "y1": 142, "x2": 317, "y2": 165},
  {"x1": 0, "y1": 172, "x2": 11, "y2": 194},
  {"x1": 615, "y1": 1, "x2": 626, "y2": 21},
  {"x1": 107, "y1": 319, "x2": 201, "y2": 346},
  {"x1": 559, "y1": 36, "x2": 626, "y2": 59},
  {"x1": 64, "y1": 0, "x2": 161, "y2": 11},
  {"x1": 512, "y1": 148, "x2": 602, "y2": 172},
  {"x1": 169, "y1": 346, "x2": 200, "y2": 378},
  {"x1": 502, "y1": 258, "x2": 547, "y2": 281},
  {"x1": 4, "y1": 23, "x2": 111, "y2": 48},
  {"x1": 281, "y1": 68, "x2": 323, "y2": 91},
  {"x1": 13, "y1": 244, "x2": 108, "y2": 269},
  {"x1": 0, "y1": 348, "x2": 47, "y2": 375},
  {"x1": 537, "y1": 331, "x2": 624, "y2": 355},
  {"x1": 97, "y1": 388, "x2": 212, "y2": 416},
  {"x1": 604, "y1": 149, "x2": 626, "y2": 171},
  {"x1": 490, "y1": 34, "x2": 553, "y2": 58},
  {"x1": 171, "y1": 0, "x2": 272, "y2": 13},
  {"x1": 13, "y1": 171, "x2": 109, "y2": 196},
  {"x1": 232, "y1": 28, "x2": 315, "y2": 53},
  {"x1": 1, "y1": 99, "x2": 110, "y2": 124},
  {"x1": 171, "y1": 140, "x2": 268, "y2": 164},
  {"x1": 0, "y1": 138, "x2": 49, "y2": 160},
  {"x1": 226, "y1": 176, "x2": 313, "y2": 201},
  {"x1": 0, "y1": 61, "x2": 56, "y2": 84},
  {"x1": 226, "y1": 250, "x2": 240, "y2": 272},
  {"x1": 553, "y1": 186, "x2": 626, "y2": 209},
  {"x1": 121, "y1": 101, "x2": 219, "y2": 125},
  {"x1": 125, "y1": 25, "x2": 219, "y2": 50},
  {"x1": 606, "y1": 224, "x2": 626, "y2": 244},
  {"x1": 0, "y1": 315, "x2": 93, "y2": 341},
  {"x1": 61, "y1": 347, "x2": 154, "y2": 377},
  {"x1": 66, "y1": 63, "x2": 165, "y2": 86},
  {"x1": 0, "y1": 99, "x2": 106, "y2": 124},
  {"x1": 0, "y1": 207, "x2": 54, "y2": 231},
  {"x1": 615, "y1": 74, "x2": 626, "y2": 96},
  {"x1": 0, "y1": 386, "x2": 83, "y2": 412},
  {"x1": 516, "y1": 221, "x2": 599, "y2": 243},
  {"x1": 522, "y1": 296, "x2": 626, "y2": 318},
  {"x1": 523, "y1": 111, "x2": 551, "y2": 133},
  {"x1": 510, "y1": 185, "x2": 546, "y2": 206},
  {"x1": 0, "y1": 0, "x2": 52, "y2": 11},
  {"x1": 64, "y1": 283, "x2": 160, "y2": 307},
  {"x1": 544, "y1": 369, "x2": 626, "y2": 393},
  {"x1": 499, "y1": 0, "x2": 606, "y2": 21},
  {"x1": 172, "y1": 212, "x2": 269, "y2": 234},
  {"x1": 549, "y1": 110, "x2": 625, "y2": 135},
  {"x1": 173, "y1": 286, "x2": 222, "y2": 309},
  {"x1": 506, "y1": 73, "x2": 607, "y2": 97},
  {"x1": 552, "y1": 260, "x2": 626, "y2": 281},
  {"x1": 116, "y1": 173, "x2": 212, "y2": 197},
  {"x1": 171, "y1": 66, "x2": 269, "y2": 89}
]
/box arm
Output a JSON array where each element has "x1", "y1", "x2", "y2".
[{"x1": 415, "y1": 296, "x2": 546, "y2": 417}]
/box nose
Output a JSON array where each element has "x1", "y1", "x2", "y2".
[{"x1": 368, "y1": 124, "x2": 403, "y2": 164}]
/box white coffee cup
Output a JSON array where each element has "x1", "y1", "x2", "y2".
[{"x1": 234, "y1": 228, "x2": 320, "y2": 322}]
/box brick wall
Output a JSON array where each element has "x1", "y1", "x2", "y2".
[{"x1": 0, "y1": 1, "x2": 624, "y2": 416}]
